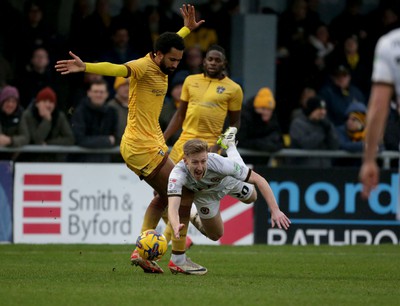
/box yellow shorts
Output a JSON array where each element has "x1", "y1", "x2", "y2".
[{"x1": 120, "y1": 138, "x2": 169, "y2": 179}]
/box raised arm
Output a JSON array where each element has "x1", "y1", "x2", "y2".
[
  {"x1": 55, "y1": 51, "x2": 128, "y2": 77},
  {"x1": 248, "y1": 171, "x2": 291, "y2": 230},
  {"x1": 176, "y1": 4, "x2": 205, "y2": 39}
]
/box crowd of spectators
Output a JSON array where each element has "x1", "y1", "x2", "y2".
[{"x1": 0, "y1": 0, "x2": 399, "y2": 167}]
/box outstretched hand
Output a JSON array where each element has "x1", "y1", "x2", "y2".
[
  {"x1": 173, "y1": 223, "x2": 185, "y2": 239},
  {"x1": 271, "y1": 210, "x2": 291, "y2": 230},
  {"x1": 180, "y1": 4, "x2": 205, "y2": 31},
  {"x1": 55, "y1": 51, "x2": 86, "y2": 75}
]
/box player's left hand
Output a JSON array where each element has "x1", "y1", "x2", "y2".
[
  {"x1": 180, "y1": 4, "x2": 205, "y2": 31},
  {"x1": 271, "y1": 210, "x2": 291, "y2": 230}
]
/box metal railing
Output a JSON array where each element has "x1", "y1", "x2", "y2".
[{"x1": 0, "y1": 145, "x2": 398, "y2": 169}]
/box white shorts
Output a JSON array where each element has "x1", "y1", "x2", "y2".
[{"x1": 193, "y1": 177, "x2": 254, "y2": 219}]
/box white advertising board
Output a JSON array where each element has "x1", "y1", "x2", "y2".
[
  {"x1": 13, "y1": 163, "x2": 154, "y2": 244},
  {"x1": 13, "y1": 163, "x2": 253, "y2": 245}
]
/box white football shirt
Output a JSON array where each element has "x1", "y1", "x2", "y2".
[
  {"x1": 372, "y1": 28, "x2": 400, "y2": 105},
  {"x1": 167, "y1": 153, "x2": 251, "y2": 196}
]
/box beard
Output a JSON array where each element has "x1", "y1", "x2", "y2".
[{"x1": 159, "y1": 60, "x2": 175, "y2": 75}]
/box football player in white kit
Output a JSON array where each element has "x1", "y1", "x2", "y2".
[
  {"x1": 167, "y1": 128, "x2": 290, "y2": 252},
  {"x1": 359, "y1": 28, "x2": 400, "y2": 202}
]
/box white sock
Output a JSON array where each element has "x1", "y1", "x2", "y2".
[
  {"x1": 226, "y1": 143, "x2": 245, "y2": 167},
  {"x1": 171, "y1": 253, "x2": 186, "y2": 264}
]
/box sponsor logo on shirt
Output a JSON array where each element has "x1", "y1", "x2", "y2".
[{"x1": 152, "y1": 89, "x2": 167, "y2": 96}]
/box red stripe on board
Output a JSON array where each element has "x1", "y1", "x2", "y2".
[
  {"x1": 220, "y1": 195, "x2": 240, "y2": 211},
  {"x1": 23, "y1": 191, "x2": 61, "y2": 202},
  {"x1": 219, "y1": 208, "x2": 253, "y2": 245},
  {"x1": 23, "y1": 207, "x2": 61, "y2": 218},
  {"x1": 23, "y1": 223, "x2": 61, "y2": 234},
  {"x1": 24, "y1": 174, "x2": 62, "y2": 185}
]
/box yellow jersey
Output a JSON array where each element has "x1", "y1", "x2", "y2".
[
  {"x1": 169, "y1": 73, "x2": 243, "y2": 163},
  {"x1": 180, "y1": 73, "x2": 243, "y2": 140},
  {"x1": 122, "y1": 53, "x2": 168, "y2": 154}
]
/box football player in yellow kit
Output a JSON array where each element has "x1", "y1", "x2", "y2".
[
  {"x1": 55, "y1": 4, "x2": 207, "y2": 275},
  {"x1": 164, "y1": 44, "x2": 243, "y2": 160}
]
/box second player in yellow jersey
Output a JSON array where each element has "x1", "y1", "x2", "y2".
[{"x1": 164, "y1": 45, "x2": 243, "y2": 163}]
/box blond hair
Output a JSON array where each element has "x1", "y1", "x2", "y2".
[{"x1": 183, "y1": 139, "x2": 208, "y2": 156}]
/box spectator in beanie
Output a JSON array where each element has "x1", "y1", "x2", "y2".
[
  {"x1": 20, "y1": 87, "x2": 74, "y2": 161},
  {"x1": 289, "y1": 96, "x2": 339, "y2": 167},
  {"x1": 335, "y1": 101, "x2": 369, "y2": 167},
  {"x1": 336, "y1": 101, "x2": 367, "y2": 153},
  {"x1": 237, "y1": 87, "x2": 284, "y2": 152},
  {"x1": 0, "y1": 86, "x2": 29, "y2": 148}
]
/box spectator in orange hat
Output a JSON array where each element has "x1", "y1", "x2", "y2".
[{"x1": 237, "y1": 87, "x2": 284, "y2": 152}]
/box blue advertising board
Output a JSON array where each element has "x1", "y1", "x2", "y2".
[
  {"x1": 0, "y1": 161, "x2": 13, "y2": 242},
  {"x1": 254, "y1": 167, "x2": 400, "y2": 245}
]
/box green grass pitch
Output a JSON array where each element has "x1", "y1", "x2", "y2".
[{"x1": 0, "y1": 244, "x2": 399, "y2": 306}]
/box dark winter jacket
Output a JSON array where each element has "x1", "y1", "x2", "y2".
[
  {"x1": 318, "y1": 78, "x2": 365, "y2": 126},
  {"x1": 237, "y1": 102, "x2": 283, "y2": 152},
  {"x1": 70, "y1": 98, "x2": 118, "y2": 162},
  {"x1": 0, "y1": 105, "x2": 29, "y2": 147},
  {"x1": 22, "y1": 105, "x2": 74, "y2": 145},
  {"x1": 290, "y1": 113, "x2": 339, "y2": 167}
]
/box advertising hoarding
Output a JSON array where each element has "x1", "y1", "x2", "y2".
[
  {"x1": 254, "y1": 167, "x2": 400, "y2": 245},
  {"x1": 13, "y1": 163, "x2": 253, "y2": 245}
]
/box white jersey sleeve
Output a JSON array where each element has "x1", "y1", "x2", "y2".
[
  {"x1": 372, "y1": 28, "x2": 400, "y2": 101},
  {"x1": 167, "y1": 160, "x2": 187, "y2": 196}
]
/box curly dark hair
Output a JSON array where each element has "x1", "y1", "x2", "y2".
[{"x1": 154, "y1": 32, "x2": 185, "y2": 54}]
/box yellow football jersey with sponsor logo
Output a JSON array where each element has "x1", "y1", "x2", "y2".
[
  {"x1": 180, "y1": 74, "x2": 243, "y2": 140},
  {"x1": 122, "y1": 53, "x2": 168, "y2": 154}
]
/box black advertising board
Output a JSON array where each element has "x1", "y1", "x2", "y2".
[{"x1": 254, "y1": 167, "x2": 400, "y2": 245}]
